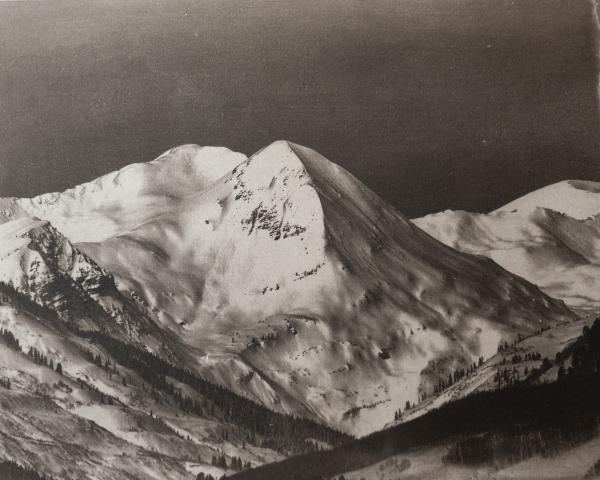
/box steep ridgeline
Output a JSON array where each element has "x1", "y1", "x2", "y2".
[
  {"x1": 5, "y1": 145, "x2": 248, "y2": 243},
  {"x1": 1, "y1": 141, "x2": 574, "y2": 435},
  {"x1": 414, "y1": 180, "x2": 600, "y2": 310},
  {"x1": 0, "y1": 217, "x2": 154, "y2": 337}
]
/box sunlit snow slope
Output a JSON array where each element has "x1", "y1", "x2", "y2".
[
  {"x1": 495, "y1": 180, "x2": 600, "y2": 219},
  {"x1": 0, "y1": 299, "x2": 282, "y2": 480},
  {"x1": 0, "y1": 142, "x2": 574, "y2": 435},
  {"x1": 415, "y1": 180, "x2": 600, "y2": 310},
  {"x1": 0, "y1": 217, "x2": 154, "y2": 337}
]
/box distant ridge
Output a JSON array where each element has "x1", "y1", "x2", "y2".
[
  {"x1": 416, "y1": 179, "x2": 600, "y2": 309},
  {"x1": 493, "y1": 180, "x2": 600, "y2": 219}
]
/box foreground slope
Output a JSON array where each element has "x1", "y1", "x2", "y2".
[
  {"x1": 0, "y1": 282, "x2": 350, "y2": 479},
  {"x1": 230, "y1": 318, "x2": 600, "y2": 480},
  {"x1": 0, "y1": 304, "x2": 279, "y2": 480},
  {"x1": 0, "y1": 141, "x2": 574, "y2": 435},
  {"x1": 385, "y1": 313, "x2": 597, "y2": 430},
  {"x1": 415, "y1": 180, "x2": 600, "y2": 310}
]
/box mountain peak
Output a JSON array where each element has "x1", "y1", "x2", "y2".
[
  {"x1": 251, "y1": 140, "x2": 344, "y2": 175},
  {"x1": 5, "y1": 145, "x2": 247, "y2": 242},
  {"x1": 246, "y1": 140, "x2": 311, "y2": 176},
  {"x1": 149, "y1": 144, "x2": 247, "y2": 181},
  {"x1": 248, "y1": 140, "x2": 331, "y2": 178},
  {"x1": 416, "y1": 177, "x2": 600, "y2": 309}
]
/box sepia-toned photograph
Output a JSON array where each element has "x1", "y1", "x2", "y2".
[{"x1": 0, "y1": 1, "x2": 599, "y2": 479}]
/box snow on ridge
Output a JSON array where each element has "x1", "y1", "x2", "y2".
[
  {"x1": 4, "y1": 145, "x2": 247, "y2": 243},
  {"x1": 414, "y1": 178, "x2": 600, "y2": 309},
  {"x1": 18, "y1": 144, "x2": 247, "y2": 206},
  {"x1": 492, "y1": 179, "x2": 600, "y2": 220}
]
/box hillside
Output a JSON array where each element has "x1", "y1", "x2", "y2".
[
  {"x1": 0, "y1": 281, "x2": 349, "y2": 479},
  {"x1": 494, "y1": 180, "x2": 600, "y2": 219},
  {"x1": 0, "y1": 217, "x2": 157, "y2": 337},
  {"x1": 414, "y1": 180, "x2": 600, "y2": 310},
  {"x1": 385, "y1": 314, "x2": 597, "y2": 428},
  {"x1": 230, "y1": 318, "x2": 600, "y2": 480}
]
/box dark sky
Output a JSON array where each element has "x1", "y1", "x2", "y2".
[{"x1": 1, "y1": 0, "x2": 599, "y2": 217}]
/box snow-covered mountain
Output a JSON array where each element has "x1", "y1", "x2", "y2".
[
  {"x1": 5, "y1": 145, "x2": 247, "y2": 243},
  {"x1": 494, "y1": 180, "x2": 600, "y2": 219},
  {"x1": 0, "y1": 290, "x2": 289, "y2": 480},
  {"x1": 415, "y1": 180, "x2": 600, "y2": 310},
  {"x1": 0, "y1": 141, "x2": 574, "y2": 436},
  {"x1": 0, "y1": 217, "x2": 151, "y2": 336}
]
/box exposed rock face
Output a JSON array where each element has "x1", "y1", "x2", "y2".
[{"x1": 0, "y1": 218, "x2": 149, "y2": 336}]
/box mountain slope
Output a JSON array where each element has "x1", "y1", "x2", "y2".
[
  {"x1": 231, "y1": 316, "x2": 600, "y2": 480},
  {"x1": 230, "y1": 363, "x2": 600, "y2": 480},
  {"x1": 0, "y1": 141, "x2": 575, "y2": 436},
  {"x1": 494, "y1": 180, "x2": 600, "y2": 219},
  {"x1": 0, "y1": 217, "x2": 153, "y2": 336},
  {"x1": 0, "y1": 292, "x2": 281, "y2": 480},
  {"x1": 7, "y1": 145, "x2": 247, "y2": 243},
  {"x1": 415, "y1": 180, "x2": 600, "y2": 309},
  {"x1": 0, "y1": 278, "x2": 351, "y2": 479}
]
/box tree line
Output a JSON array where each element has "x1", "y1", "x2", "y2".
[
  {"x1": 76, "y1": 329, "x2": 350, "y2": 456},
  {"x1": 0, "y1": 281, "x2": 60, "y2": 324},
  {"x1": 211, "y1": 454, "x2": 250, "y2": 471},
  {"x1": 0, "y1": 460, "x2": 52, "y2": 480},
  {"x1": 229, "y1": 365, "x2": 600, "y2": 480},
  {"x1": 556, "y1": 318, "x2": 600, "y2": 377},
  {"x1": 0, "y1": 277, "x2": 350, "y2": 458},
  {"x1": 434, "y1": 357, "x2": 484, "y2": 395},
  {"x1": 0, "y1": 326, "x2": 63, "y2": 375},
  {"x1": 394, "y1": 356, "x2": 486, "y2": 421},
  {"x1": 0, "y1": 327, "x2": 21, "y2": 351}
]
